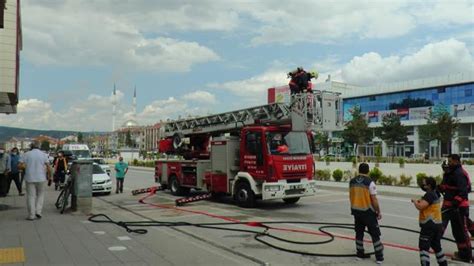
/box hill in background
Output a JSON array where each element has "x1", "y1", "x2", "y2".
[{"x1": 0, "y1": 126, "x2": 105, "y2": 142}]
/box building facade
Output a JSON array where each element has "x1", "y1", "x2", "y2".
[
  {"x1": 4, "y1": 137, "x2": 32, "y2": 151},
  {"x1": 0, "y1": 0, "x2": 21, "y2": 113},
  {"x1": 141, "y1": 123, "x2": 161, "y2": 151},
  {"x1": 322, "y1": 73, "x2": 474, "y2": 158}
]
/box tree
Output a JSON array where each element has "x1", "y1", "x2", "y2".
[
  {"x1": 379, "y1": 113, "x2": 408, "y2": 157},
  {"x1": 342, "y1": 106, "x2": 371, "y2": 156},
  {"x1": 315, "y1": 132, "x2": 331, "y2": 154},
  {"x1": 78, "y1": 132, "x2": 84, "y2": 143},
  {"x1": 40, "y1": 140, "x2": 50, "y2": 151},
  {"x1": 419, "y1": 105, "x2": 459, "y2": 156},
  {"x1": 125, "y1": 130, "x2": 133, "y2": 147}
]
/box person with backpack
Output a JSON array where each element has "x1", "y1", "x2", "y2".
[{"x1": 437, "y1": 154, "x2": 472, "y2": 263}]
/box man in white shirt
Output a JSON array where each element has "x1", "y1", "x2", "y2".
[{"x1": 19, "y1": 143, "x2": 51, "y2": 220}]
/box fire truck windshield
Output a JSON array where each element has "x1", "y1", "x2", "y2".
[{"x1": 267, "y1": 131, "x2": 310, "y2": 155}]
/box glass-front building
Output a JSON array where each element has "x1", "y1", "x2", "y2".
[
  {"x1": 343, "y1": 83, "x2": 474, "y2": 123},
  {"x1": 319, "y1": 73, "x2": 474, "y2": 158}
]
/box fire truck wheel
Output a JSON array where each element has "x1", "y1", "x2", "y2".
[
  {"x1": 170, "y1": 175, "x2": 189, "y2": 196},
  {"x1": 234, "y1": 182, "x2": 256, "y2": 208},
  {"x1": 282, "y1": 197, "x2": 300, "y2": 204}
]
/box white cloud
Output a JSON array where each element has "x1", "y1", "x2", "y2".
[
  {"x1": 208, "y1": 69, "x2": 288, "y2": 102},
  {"x1": 246, "y1": 0, "x2": 473, "y2": 45},
  {"x1": 23, "y1": 0, "x2": 220, "y2": 72},
  {"x1": 138, "y1": 97, "x2": 210, "y2": 124},
  {"x1": 131, "y1": 38, "x2": 219, "y2": 72},
  {"x1": 207, "y1": 39, "x2": 473, "y2": 108},
  {"x1": 341, "y1": 39, "x2": 474, "y2": 85},
  {"x1": 0, "y1": 87, "x2": 220, "y2": 131},
  {"x1": 182, "y1": 91, "x2": 216, "y2": 104},
  {"x1": 23, "y1": 0, "x2": 474, "y2": 67},
  {"x1": 414, "y1": 0, "x2": 474, "y2": 26}
]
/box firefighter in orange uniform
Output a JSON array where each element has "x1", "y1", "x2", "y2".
[
  {"x1": 411, "y1": 177, "x2": 447, "y2": 266},
  {"x1": 349, "y1": 163, "x2": 384, "y2": 263}
]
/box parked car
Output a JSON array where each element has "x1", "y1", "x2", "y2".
[
  {"x1": 92, "y1": 158, "x2": 111, "y2": 176},
  {"x1": 92, "y1": 163, "x2": 112, "y2": 195}
]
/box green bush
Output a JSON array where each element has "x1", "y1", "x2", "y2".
[
  {"x1": 332, "y1": 169, "x2": 343, "y2": 182},
  {"x1": 378, "y1": 175, "x2": 397, "y2": 185},
  {"x1": 315, "y1": 169, "x2": 331, "y2": 181},
  {"x1": 416, "y1": 173, "x2": 428, "y2": 188},
  {"x1": 369, "y1": 167, "x2": 383, "y2": 183},
  {"x1": 464, "y1": 160, "x2": 474, "y2": 165},
  {"x1": 352, "y1": 157, "x2": 357, "y2": 164},
  {"x1": 398, "y1": 157, "x2": 405, "y2": 166},
  {"x1": 398, "y1": 174, "x2": 412, "y2": 186},
  {"x1": 130, "y1": 159, "x2": 156, "y2": 168},
  {"x1": 343, "y1": 170, "x2": 353, "y2": 181}
]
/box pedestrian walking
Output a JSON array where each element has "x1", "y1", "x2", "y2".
[
  {"x1": 114, "y1": 156, "x2": 128, "y2": 193},
  {"x1": 19, "y1": 143, "x2": 51, "y2": 220},
  {"x1": 437, "y1": 154, "x2": 472, "y2": 263},
  {"x1": 0, "y1": 148, "x2": 10, "y2": 197},
  {"x1": 6, "y1": 147, "x2": 24, "y2": 196},
  {"x1": 411, "y1": 177, "x2": 447, "y2": 266},
  {"x1": 349, "y1": 163, "x2": 384, "y2": 264}
]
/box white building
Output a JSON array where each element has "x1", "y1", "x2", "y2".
[{"x1": 318, "y1": 72, "x2": 474, "y2": 158}]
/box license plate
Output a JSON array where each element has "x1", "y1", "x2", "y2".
[
  {"x1": 286, "y1": 188, "x2": 305, "y2": 195},
  {"x1": 93, "y1": 186, "x2": 101, "y2": 189},
  {"x1": 290, "y1": 185, "x2": 303, "y2": 189}
]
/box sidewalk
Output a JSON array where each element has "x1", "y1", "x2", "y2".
[{"x1": 0, "y1": 186, "x2": 259, "y2": 266}]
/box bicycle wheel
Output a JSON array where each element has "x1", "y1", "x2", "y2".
[
  {"x1": 55, "y1": 189, "x2": 66, "y2": 209},
  {"x1": 61, "y1": 186, "x2": 71, "y2": 214}
]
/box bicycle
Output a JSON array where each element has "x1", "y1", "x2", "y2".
[{"x1": 55, "y1": 175, "x2": 74, "y2": 214}]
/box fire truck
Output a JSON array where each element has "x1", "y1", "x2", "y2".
[{"x1": 155, "y1": 89, "x2": 343, "y2": 207}]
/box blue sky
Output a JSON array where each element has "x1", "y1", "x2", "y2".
[{"x1": 1, "y1": 0, "x2": 473, "y2": 131}]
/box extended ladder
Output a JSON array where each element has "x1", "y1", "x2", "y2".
[{"x1": 162, "y1": 91, "x2": 343, "y2": 137}]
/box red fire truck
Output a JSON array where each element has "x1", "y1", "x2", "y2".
[{"x1": 155, "y1": 90, "x2": 342, "y2": 207}]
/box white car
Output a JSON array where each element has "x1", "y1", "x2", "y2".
[
  {"x1": 92, "y1": 163, "x2": 112, "y2": 195},
  {"x1": 92, "y1": 158, "x2": 111, "y2": 176}
]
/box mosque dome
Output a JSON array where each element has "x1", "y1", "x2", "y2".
[{"x1": 122, "y1": 119, "x2": 139, "y2": 128}]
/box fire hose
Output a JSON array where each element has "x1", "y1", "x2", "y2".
[
  {"x1": 88, "y1": 213, "x2": 469, "y2": 257},
  {"x1": 88, "y1": 188, "x2": 470, "y2": 258}
]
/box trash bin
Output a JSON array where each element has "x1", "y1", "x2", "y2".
[{"x1": 70, "y1": 160, "x2": 93, "y2": 214}]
